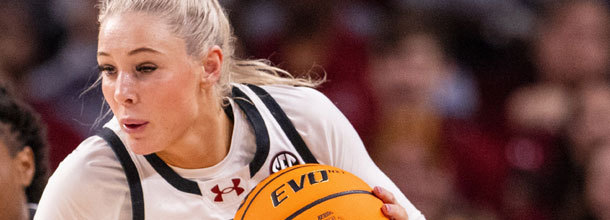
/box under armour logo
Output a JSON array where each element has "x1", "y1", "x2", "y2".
[{"x1": 211, "y1": 178, "x2": 245, "y2": 202}]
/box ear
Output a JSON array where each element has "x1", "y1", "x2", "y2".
[
  {"x1": 200, "y1": 45, "x2": 224, "y2": 88},
  {"x1": 14, "y1": 146, "x2": 35, "y2": 187}
]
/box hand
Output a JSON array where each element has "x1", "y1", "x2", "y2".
[{"x1": 373, "y1": 186, "x2": 409, "y2": 220}]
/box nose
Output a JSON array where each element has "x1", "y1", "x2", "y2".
[{"x1": 114, "y1": 72, "x2": 138, "y2": 105}]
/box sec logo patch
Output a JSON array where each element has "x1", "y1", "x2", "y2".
[{"x1": 270, "y1": 151, "x2": 300, "y2": 174}]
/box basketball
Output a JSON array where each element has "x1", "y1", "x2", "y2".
[{"x1": 234, "y1": 164, "x2": 387, "y2": 220}]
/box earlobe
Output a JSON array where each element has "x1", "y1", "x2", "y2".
[{"x1": 15, "y1": 146, "x2": 35, "y2": 187}]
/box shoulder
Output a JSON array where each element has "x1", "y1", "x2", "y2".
[
  {"x1": 258, "y1": 85, "x2": 341, "y2": 121},
  {"x1": 35, "y1": 128, "x2": 128, "y2": 219},
  {"x1": 63, "y1": 134, "x2": 125, "y2": 182},
  {"x1": 254, "y1": 84, "x2": 360, "y2": 164},
  {"x1": 260, "y1": 84, "x2": 331, "y2": 103},
  {"x1": 50, "y1": 134, "x2": 123, "y2": 186}
]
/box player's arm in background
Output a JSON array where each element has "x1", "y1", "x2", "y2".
[
  {"x1": 34, "y1": 136, "x2": 130, "y2": 220},
  {"x1": 269, "y1": 85, "x2": 426, "y2": 220}
]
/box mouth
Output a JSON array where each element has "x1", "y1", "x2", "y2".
[
  {"x1": 120, "y1": 119, "x2": 149, "y2": 133},
  {"x1": 125, "y1": 122, "x2": 147, "y2": 128}
]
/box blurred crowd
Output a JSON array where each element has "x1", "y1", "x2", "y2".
[{"x1": 2, "y1": 0, "x2": 610, "y2": 219}]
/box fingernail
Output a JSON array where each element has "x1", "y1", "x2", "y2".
[
  {"x1": 384, "y1": 204, "x2": 391, "y2": 213},
  {"x1": 374, "y1": 186, "x2": 381, "y2": 194}
]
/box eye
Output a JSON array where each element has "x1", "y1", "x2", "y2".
[
  {"x1": 135, "y1": 63, "x2": 157, "y2": 74},
  {"x1": 98, "y1": 65, "x2": 117, "y2": 76}
]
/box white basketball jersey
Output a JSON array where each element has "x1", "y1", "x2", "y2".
[
  {"x1": 35, "y1": 84, "x2": 426, "y2": 220},
  {"x1": 98, "y1": 84, "x2": 319, "y2": 219}
]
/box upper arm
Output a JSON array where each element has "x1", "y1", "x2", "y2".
[
  {"x1": 269, "y1": 86, "x2": 426, "y2": 220},
  {"x1": 34, "y1": 136, "x2": 130, "y2": 220}
]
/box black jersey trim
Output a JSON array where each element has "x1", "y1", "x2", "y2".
[
  {"x1": 141, "y1": 103, "x2": 236, "y2": 196},
  {"x1": 232, "y1": 86, "x2": 271, "y2": 177},
  {"x1": 285, "y1": 190, "x2": 374, "y2": 220},
  {"x1": 144, "y1": 154, "x2": 202, "y2": 195},
  {"x1": 97, "y1": 128, "x2": 145, "y2": 220},
  {"x1": 223, "y1": 100, "x2": 234, "y2": 122},
  {"x1": 140, "y1": 86, "x2": 270, "y2": 194},
  {"x1": 246, "y1": 84, "x2": 318, "y2": 164}
]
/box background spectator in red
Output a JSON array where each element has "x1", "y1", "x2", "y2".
[
  {"x1": 232, "y1": 0, "x2": 381, "y2": 142},
  {"x1": 497, "y1": 0, "x2": 610, "y2": 219},
  {"x1": 367, "y1": 11, "x2": 487, "y2": 219},
  {"x1": 0, "y1": 0, "x2": 82, "y2": 170}
]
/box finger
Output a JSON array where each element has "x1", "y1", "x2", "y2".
[
  {"x1": 374, "y1": 186, "x2": 408, "y2": 220},
  {"x1": 382, "y1": 203, "x2": 409, "y2": 220},
  {"x1": 373, "y1": 186, "x2": 397, "y2": 204}
]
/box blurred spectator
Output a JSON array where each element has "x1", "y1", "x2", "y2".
[
  {"x1": 25, "y1": 0, "x2": 102, "y2": 169},
  {"x1": 566, "y1": 82, "x2": 610, "y2": 165},
  {"x1": 0, "y1": 0, "x2": 38, "y2": 91},
  {"x1": 533, "y1": 0, "x2": 610, "y2": 87},
  {"x1": 367, "y1": 11, "x2": 486, "y2": 219},
  {"x1": 508, "y1": 0, "x2": 610, "y2": 136},
  {"x1": 0, "y1": 85, "x2": 49, "y2": 220},
  {"x1": 585, "y1": 141, "x2": 610, "y2": 220},
  {"x1": 553, "y1": 81, "x2": 610, "y2": 220},
  {"x1": 27, "y1": 0, "x2": 101, "y2": 134},
  {"x1": 370, "y1": 12, "x2": 478, "y2": 120},
  {"x1": 231, "y1": 0, "x2": 381, "y2": 142},
  {"x1": 0, "y1": 0, "x2": 81, "y2": 171},
  {"x1": 412, "y1": 0, "x2": 610, "y2": 219},
  {"x1": 500, "y1": 0, "x2": 610, "y2": 219}
]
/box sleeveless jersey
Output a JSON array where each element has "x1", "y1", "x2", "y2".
[
  {"x1": 34, "y1": 84, "x2": 426, "y2": 220},
  {"x1": 97, "y1": 84, "x2": 319, "y2": 219}
]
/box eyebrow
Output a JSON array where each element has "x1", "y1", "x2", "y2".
[{"x1": 97, "y1": 47, "x2": 162, "y2": 57}]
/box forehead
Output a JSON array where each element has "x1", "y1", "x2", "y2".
[
  {"x1": 553, "y1": 2, "x2": 609, "y2": 27},
  {"x1": 98, "y1": 12, "x2": 186, "y2": 55}
]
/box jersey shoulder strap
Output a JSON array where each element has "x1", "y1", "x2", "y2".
[
  {"x1": 97, "y1": 128, "x2": 145, "y2": 220},
  {"x1": 245, "y1": 84, "x2": 318, "y2": 164},
  {"x1": 94, "y1": 85, "x2": 317, "y2": 220}
]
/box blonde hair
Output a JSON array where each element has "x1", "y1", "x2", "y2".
[{"x1": 96, "y1": 0, "x2": 322, "y2": 100}]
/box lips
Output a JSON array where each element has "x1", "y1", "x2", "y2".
[
  {"x1": 125, "y1": 123, "x2": 145, "y2": 129},
  {"x1": 120, "y1": 118, "x2": 149, "y2": 134}
]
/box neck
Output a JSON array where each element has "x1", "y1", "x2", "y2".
[{"x1": 156, "y1": 98, "x2": 233, "y2": 169}]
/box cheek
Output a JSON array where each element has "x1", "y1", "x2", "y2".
[
  {"x1": 151, "y1": 75, "x2": 201, "y2": 122},
  {"x1": 0, "y1": 160, "x2": 22, "y2": 199},
  {"x1": 101, "y1": 79, "x2": 118, "y2": 109}
]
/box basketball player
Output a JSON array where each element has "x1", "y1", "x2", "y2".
[
  {"x1": 0, "y1": 85, "x2": 49, "y2": 220},
  {"x1": 34, "y1": 0, "x2": 425, "y2": 219}
]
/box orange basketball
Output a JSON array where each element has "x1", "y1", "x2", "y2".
[{"x1": 234, "y1": 164, "x2": 387, "y2": 220}]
